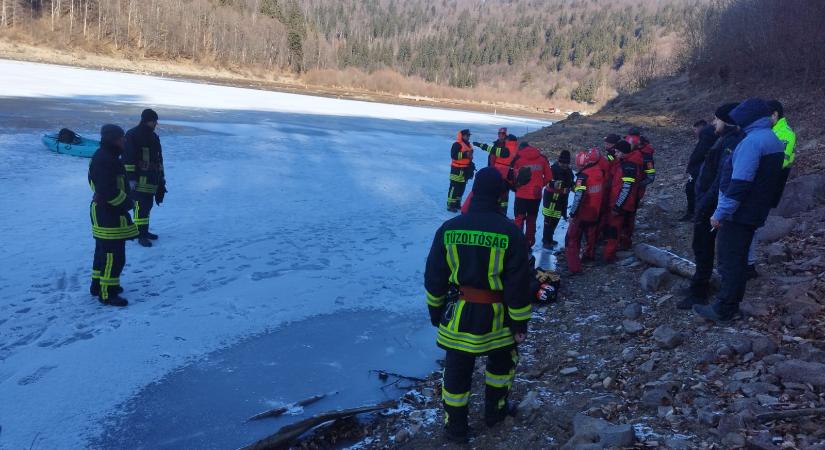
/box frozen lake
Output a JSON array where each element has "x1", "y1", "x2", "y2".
[{"x1": 0, "y1": 59, "x2": 551, "y2": 449}]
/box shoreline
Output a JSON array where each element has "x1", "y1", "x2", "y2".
[{"x1": 0, "y1": 41, "x2": 562, "y2": 121}]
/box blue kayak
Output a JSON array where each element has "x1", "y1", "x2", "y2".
[{"x1": 41, "y1": 134, "x2": 100, "y2": 158}]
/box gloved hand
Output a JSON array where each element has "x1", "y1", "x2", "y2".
[
  {"x1": 429, "y1": 307, "x2": 443, "y2": 327},
  {"x1": 472, "y1": 141, "x2": 482, "y2": 148},
  {"x1": 155, "y1": 186, "x2": 167, "y2": 205}
]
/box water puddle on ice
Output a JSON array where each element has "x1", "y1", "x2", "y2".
[{"x1": 91, "y1": 310, "x2": 439, "y2": 450}]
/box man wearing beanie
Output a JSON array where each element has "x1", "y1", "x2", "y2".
[
  {"x1": 447, "y1": 129, "x2": 475, "y2": 212},
  {"x1": 124, "y1": 108, "x2": 167, "y2": 247},
  {"x1": 511, "y1": 142, "x2": 552, "y2": 249},
  {"x1": 677, "y1": 103, "x2": 744, "y2": 310},
  {"x1": 693, "y1": 98, "x2": 784, "y2": 322},
  {"x1": 603, "y1": 139, "x2": 644, "y2": 262},
  {"x1": 683, "y1": 120, "x2": 718, "y2": 221},
  {"x1": 425, "y1": 167, "x2": 532, "y2": 443},
  {"x1": 88, "y1": 124, "x2": 139, "y2": 307},
  {"x1": 541, "y1": 149, "x2": 574, "y2": 248}
]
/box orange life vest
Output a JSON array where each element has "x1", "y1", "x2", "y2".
[{"x1": 451, "y1": 132, "x2": 473, "y2": 168}]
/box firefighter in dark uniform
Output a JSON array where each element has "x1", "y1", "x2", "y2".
[
  {"x1": 89, "y1": 125, "x2": 139, "y2": 307},
  {"x1": 447, "y1": 129, "x2": 475, "y2": 212},
  {"x1": 425, "y1": 167, "x2": 533, "y2": 442},
  {"x1": 541, "y1": 150, "x2": 574, "y2": 248},
  {"x1": 124, "y1": 109, "x2": 167, "y2": 247}
]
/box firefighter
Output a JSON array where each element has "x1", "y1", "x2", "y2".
[
  {"x1": 565, "y1": 148, "x2": 605, "y2": 274},
  {"x1": 512, "y1": 142, "x2": 553, "y2": 249},
  {"x1": 124, "y1": 109, "x2": 167, "y2": 247},
  {"x1": 597, "y1": 134, "x2": 621, "y2": 240},
  {"x1": 622, "y1": 130, "x2": 656, "y2": 247},
  {"x1": 540, "y1": 150, "x2": 574, "y2": 249},
  {"x1": 603, "y1": 140, "x2": 644, "y2": 262},
  {"x1": 473, "y1": 132, "x2": 515, "y2": 212},
  {"x1": 89, "y1": 124, "x2": 139, "y2": 307},
  {"x1": 447, "y1": 129, "x2": 475, "y2": 212},
  {"x1": 425, "y1": 167, "x2": 532, "y2": 443},
  {"x1": 474, "y1": 127, "x2": 509, "y2": 168}
]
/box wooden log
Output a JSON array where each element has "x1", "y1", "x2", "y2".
[
  {"x1": 633, "y1": 243, "x2": 720, "y2": 287},
  {"x1": 756, "y1": 407, "x2": 825, "y2": 422},
  {"x1": 240, "y1": 400, "x2": 397, "y2": 450},
  {"x1": 246, "y1": 391, "x2": 338, "y2": 422}
]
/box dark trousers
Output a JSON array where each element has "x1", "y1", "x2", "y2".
[
  {"x1": 543, "y1": 217, "x2": 560, "y2": 245},
  {"x1": 685, "y1": 178, "x2": 696, "y2": 214},
  {"x1": 448, "y1": 167, "x2": 469, "y2": 210},
  {"x1": 91, "y1": 238, "x2": 126, "y2": 301},
  {"x1": 690, "y1": 217, "x2": 717, "y2": 298},
  {"x1": 132, "y1": 191, "x2": 154, "y2": 236},
  {"x1": 714, "y1": 220, "x2": 756, "y2": 317},
  {"x1": 514, "y1": 198, "x2": 540, "y2": 248},
  {"x1": 442, "y1": 348, "x2": 518, "y2": 434}
]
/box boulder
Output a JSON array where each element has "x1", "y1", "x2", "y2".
[
  {"x1": 641, "y1": 388, "x2": 672, "y2": 407},
  {"x1": 622, "y1": 320, "x2": 644, "y2": 335},
  {"x1": 756, "y1": 216, "x2": 795, "y2": 243},
  {"x1": 774, "y1": 359, "x2": 825, "y2": 388},
  {"x1": 652, "y1": 325, "x2": 684, "y2": 350},
  {"x1": 751, "y1": 337, "x2": 778, "y2": 358},
  {"x1": 561, "y1": 414, "x2": 636, "y2": 450},
  {"x1": 623, "y1": 303, "x2": 643, "y2": 320},
  {"x1": 640, "y1": 267, "x2": 673, "y2": 292},
  {"x1": 774, "y1": 173, "x2": 825, "y2": 218},
  {"x1": 765, "y1": 242, "x2": 789, "y2": 264}
]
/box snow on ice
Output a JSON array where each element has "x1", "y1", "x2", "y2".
[{"x1": 0, "y1": 59, "x2": 550, "y2": 449}]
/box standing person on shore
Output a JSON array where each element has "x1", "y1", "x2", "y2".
[
  {"x1": 693, "y1": 98, "x2": 784, "y2": 323},
  {"x1": 682, "y1": 120, "x2": 718, "y2": 221},
  {"x1": 745, "y1": 100, "x2": 797, "y2": 278},
  {"x1": 447, "y1": 129, "x2": 475, "y2": 212},
  {"x1": 597, "y1": 134, "x2": 621, "y2": 240},
  {"x1": 474, "y1": 132, "x2": 517, "y2": 213},
  {"x1": 425, "y1": 167, "x2": 532, "y2": 443},
  {"x1": 540, "y1": 150, "x2": 574, "y2": 249},
  {"x1": 124, "y1": 109, "x2": 167, "y2": 247},
  {"x1": 89, "y1": 125, "x2": 139, "y2": 307},
  {"x1": 677, "y1": 103, "x2": 743, "y2": 310},
  {"x1": 565, "y1": 148, "x2": 605, "y2": 274},
  {"x1": 603, "y1": 140, "x2": 643, "y2": 262},
  {"x1": 512, "y1": 142, "x2": 553, "y2": 249},
  {"x1": 474, "y1": 127, "x2": 509, "y2": 168}
]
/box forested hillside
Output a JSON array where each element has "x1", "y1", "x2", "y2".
[{"x1": 0, "y1": 0, "x2": 701, "y2": 109}]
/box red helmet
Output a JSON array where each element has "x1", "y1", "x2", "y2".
[{"x1": 576, "y1": 148, "x2": 601, "y2": 168}]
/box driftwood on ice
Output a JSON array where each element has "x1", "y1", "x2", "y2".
[{"x1": 634, "y1": 243, "x2": 720, "y2": 288}]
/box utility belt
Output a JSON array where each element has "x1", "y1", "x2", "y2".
[{"x1": 459, "y1": 285, "x2": 503, "y2": 304}]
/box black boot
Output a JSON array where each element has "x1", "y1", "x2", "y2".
[
  {"x1": 90, "y1": 282, "x2": 100, "y2": 296},
  {"x1": 145, "y1": 231, "x2": 159, "y2": 240},
  {"x1": 138, "y1": 237, "x2": 153, "y2": 247},
  {"x1": 99, "y1": 295, "x2": 128, "y2": 307},
  {"x1": 485, "y1": 401, "x2": 518, "y2": 427},
  {"x1": 676, "y1": 294, "x2": 706, "y2": 310}
]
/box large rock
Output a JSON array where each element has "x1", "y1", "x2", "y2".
[
  {"x1": 756, "y1": 216, "x2": 795, "y2": 243},
  {"x1": 774, "y1": 173, "x2": 825, "y2": 218},
  {"x1": 751, "y1": 337, "x2": 778, "y2": 358},
  {"x1": 623, "y1": 303, "x2": 643, "y2": 320},
  {"x1": 561, "y1": 414, "x2": 636, "y2": 450},
  {"x1": 652, "y1": 325, "x2": 684, "y2": 350},
  {"x1": 622, "y1": 320, "x2": 644, "y2": 335},
  {"x1": 640, "y1": 267, "x2": 673, "y2": 292},
  {"x1": 765, "y1": 242, "x2": 789, "y2": 264},
  {"x1": 774, "y1": 360, "x2": 825, "y2": 388}
]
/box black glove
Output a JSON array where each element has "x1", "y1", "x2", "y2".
[
  {"x1": 155, "y1": 186, "x2": 167, "y2": 205},
  {"x1": 515, "y1": 167, "x2": 532, "y2": 187},
  {"x1": 429, "y1": 307, "x2": 443, "y2": 327},
  {"x1": 472, "y1": 141, "x2": 482, "y2": 148}
]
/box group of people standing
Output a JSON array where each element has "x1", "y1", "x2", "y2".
[{"x1": 88, "y1": 109, "x2": 166, "y2": 307}]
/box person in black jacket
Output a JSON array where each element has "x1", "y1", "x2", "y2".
[
  {"x1": 425, "y1": 167, "x2": 532, "y2": 443},
  {"x1": 677, "y1": 103, "x2": 744, "y2": 310},
  {"x1": 89, "y1": 125, "x2": 139, "y2": 307},
  {"x1": 541, "y1": 150, "x2": 574, "y2": 248},
  {"x1": 124, "y1": 109, "x2": 167, "y2": 247},
  {"x1": 682, "y1": 120, "x2": 718, "y2": 221}
]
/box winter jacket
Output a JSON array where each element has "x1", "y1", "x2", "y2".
[
  {"x1": 774, "y1": 117, "x2": 796, "y2": 169},
  {"x1": 89, "y1": 143, "x2": 139, "y2": 240},
  {"x1": 694, "y1": 127, "x2": 745, "y2": 221},
  {"x1": 639, "y1": 142, "x2": 656, "y2": 188},
  {"x1": 424, "y1": 194, "x2": 532, "y2": 355},
  {"x1": 478, "y1": 139, "x2": 508, "y2": 168},
  {"x1": 450, "y1": 132, "x2": 474, "y2": 168},
  {"x1": 713, "y1": 116, "x2": 784, "y2": 228},
  {"x1": 124, "y1": 124, "x2": 165, "y2": 195},
  {"x1": 609, "y1": 150, "x2": 646, "y2": 213},
  {"x1": 512, "y1": 146, "x2": 552, "y2": 200},
  {"x1": 541, "y1": 161, "x2": 575, "y2": 218},
  {"x1": 569, "y1": 163, "x2": 605, "y2": 223},
  {"x1": 687, "y1": 125, "x2": 717, "y2": 178}
]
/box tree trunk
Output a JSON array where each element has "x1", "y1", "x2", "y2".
[{"x1": 633, "y1": 243, "x2": 720, "y2": 288}]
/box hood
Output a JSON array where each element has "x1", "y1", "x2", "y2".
[
  {"x1": 743, "y1": 116, "x2": 774, "y2": 134},
  {"x1": 730, "y1": 98, "x2": 772, "y2": 128}
]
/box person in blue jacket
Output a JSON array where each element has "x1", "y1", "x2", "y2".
[{"x1": 693, "y1": 98, "x2": 785, "y2": 322}]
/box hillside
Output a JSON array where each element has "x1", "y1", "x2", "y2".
[{"x1": 0, "y1": 0, "x2": 696, "y2": 112}]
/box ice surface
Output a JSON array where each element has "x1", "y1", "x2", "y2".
[{"x1": 0, "y1": 59, "x2": 553, "y2": 449}]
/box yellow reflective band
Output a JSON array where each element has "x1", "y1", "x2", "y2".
[
  {"x1": 442, "y1": 387, "x2": 470, "y2": 407},
  {"x1": 451, "y1": 301, "x2": 465, "y2": 332},
  {"x1": 91, "y1": 270, "x2": 101, "y2": 279},
  {"x1": 574, "y1": 185, "x2": 586, "y2": 191},
  {"x1": 492, "y1": 303, "x2": 504, "y2": 331},
  {"x1": 124, "y1": 164, "x2": 136, "y2": 172},
  {"x1": 542, "y1": 208, "x2": 562, "y2": 218},
  {"x1": 426, "y1": 290, "x2": 446, "y2": 307},
  {"x1": 108, "y1": 190, "x2": 127, "y2": 207},
  {"x1": 621, "y1": 177, "x2": 635, "y2": 182},
  {"x1": 487, "y1": 247, "x2": 504, "y2": 290},
  {"x1": 90, "y1": 203, "x2": 99, "y2": 227},
  {"x1": 508, "y1": 304, "x2": 532, "y2": 321},
  {"x1": 645, "y1": 169, "x2": 656, "y2": 174},
  {"x1": 436, "y1": 330, "x2": 515, "y2": 354},
  {"x1": 446, "y1": 244, "x2": 460, "y2": 285},
  {"x1": 99, "y1": 277, "x2": 120, "y2": 286},
  {"x1": 485, "y1": 370, "x2": 514, "y2": 388}
]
